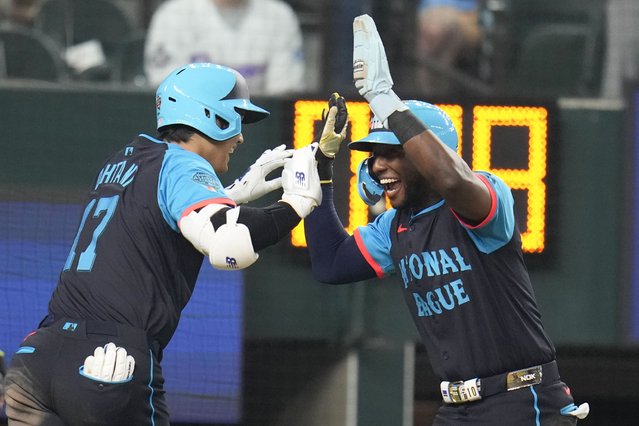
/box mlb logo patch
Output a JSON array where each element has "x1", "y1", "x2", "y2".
[{"x1": 62, "y1": 322, "x2": 78, "y2": 332}]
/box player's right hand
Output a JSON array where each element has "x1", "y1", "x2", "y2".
[
  {"x1": 82, "y1": 343, "x2": 135, "y2": 383},
  {"x1": 318, "y1": 93, "x2": 348, "y2": 159},
  {"x1": 225, "y1": 144, "x2": 293, "y2": 204},
  {"x1": 352, "y1": 14, "x2": 407, "y2": 123},
  {"x1": 353, "y1": 14, "x2": 394, "y2": 101}
]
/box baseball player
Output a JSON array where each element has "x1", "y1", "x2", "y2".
[
  {"x1": 144, "y1": 0, "x2": 304, "y2": 95},
  {"x1": 3, "y1": 63, "x2": 321, "y2": 426},
  {"x1": 303, "y1": 15, "x2": 590, "y2": 424}
]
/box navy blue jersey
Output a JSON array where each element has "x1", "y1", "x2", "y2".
[
  {"x1": 355, "y1": 172, "x2": 555, "y2": 381},
  {"x1": 48, "y1": 134, "x2": 234, "y2": 348}
]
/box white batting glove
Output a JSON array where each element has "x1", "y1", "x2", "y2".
[
  {"x1": 567, "y1": 403, "x2": 590, "y2": 420},
  {"x1": 225, "y1": 144, "x2": 293, "y2": 204},
  {"x1": 280, "y1": 143, "x2": 322, "y2": 218},
  {"x1": 82, "y1": 342, "x2": 135, "y2": 382},
  {"x1": 353, "y1": 14, "x2": 407, "y2": 122}
]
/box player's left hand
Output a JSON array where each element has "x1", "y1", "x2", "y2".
[
  {"x1": 225, "y1": 144, "x2": 293, "y2": 204},
  {"x1": 82, "y1": 343, "x2": 135, "y2": 383},
  {"x1": 281, "y1": 143, "x2": 322, "y2": 218},
  {"x1": 317, "y1": 93, "x2": 348, "y2": 159}
]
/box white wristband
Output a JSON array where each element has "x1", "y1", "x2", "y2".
[{"x1": 368, "y1": 90, "x2": 408, "y2": 123}]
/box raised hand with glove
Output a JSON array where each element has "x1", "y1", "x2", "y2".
[
  {"x1": 280, "y1": 143, "x2": 322, "y2": 218},
  {"x1": 224, "y1": 144, "x2": 293, "y2": 204},
  {"x1": 353, "y1": 14, "x2": 408, "y2": 123},
  {"x1": 316, "y1": 93, "x2": 349, "y2": 184}
]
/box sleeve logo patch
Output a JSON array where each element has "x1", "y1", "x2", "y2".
[{"x1": 192, "y1": 172, "x2": 221, "y2": 191}]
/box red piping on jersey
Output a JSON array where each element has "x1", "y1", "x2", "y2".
[
  {"x1": 452, "y1": 174, "x2": 498, "y2": 229},
  {"x1": 354, "y1": 228, "x2": 385, "y2": 278},
  {"x1": 179, "y1": 198, "x2": 236, "y2": 223},
  {"x1": 22, "y1": 330, "x2": 37, "y2": 342}
]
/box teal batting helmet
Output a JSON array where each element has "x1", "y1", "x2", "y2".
[
  {"x1": 156, "y1": 63, "x2": 269, "y2": 141},
  {"x1": 349, "y1": 100, "x2": 458, "y2": 152}
]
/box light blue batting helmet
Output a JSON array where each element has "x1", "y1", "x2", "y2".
[
  {"x1": 348, "y1": 100, "x2": 458, "y2": 152},
  {"x1": 156, "y1": 63, "x2": 269, "y2": 141},
  {"x1": 351, "y1": 100, "x2": 459, "y2": 205}
]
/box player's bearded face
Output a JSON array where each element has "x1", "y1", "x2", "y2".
[{"x1": 401, "y1": 164, "x2": 432, "y2": 211}]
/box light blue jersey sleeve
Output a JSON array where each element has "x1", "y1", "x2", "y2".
[
  {"x1": 461, "y1": 172, "x2": 516, "y2": 254},
  {"x1": 158, "y1": 144, "x2": 235, "y2": 232},
  {"x1": 354, "y1": 209, "x2": 397, "y2": 277}
]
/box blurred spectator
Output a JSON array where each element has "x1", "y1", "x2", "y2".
[
  {"x1": 601, "y1": 0, "x2": 639, "y2": 99},
  {"x1": 144, "y1": 0, "x2": 305, "y2": 96},
  {"x1": 0, "y1": 0, "x2": 43, "y2": 27},
  {"x1": 415, "y1": 0, "x2": 481, "y2": 96},
  {"x1": 112, "y1": 0, "x2": 143, "y2": 27}
]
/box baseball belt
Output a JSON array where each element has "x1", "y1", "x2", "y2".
[
  {"x1": 46, "y1": 317, "x2": 163, "y2": 361},
  {"x1": 440, "y1": 360, "x2": 559, "y2": 404}
]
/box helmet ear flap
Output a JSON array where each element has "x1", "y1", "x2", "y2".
[{"x1": 357, "y1": 157, "x2": 384, "y2": 206}]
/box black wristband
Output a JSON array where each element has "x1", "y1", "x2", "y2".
[
  {"x1": 315, "y1": 149, "x2": 334, "y2": 183},
  {"x1": 388, "y1": 109, "x2": 427, "y2": 144}
]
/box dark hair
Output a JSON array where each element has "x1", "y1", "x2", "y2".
[
  {"x1": 158, "y1": 125, "x2": 197, "y2": 143},
  {"x1": 158, "y1": 117, "x2": 231, "y2": 143}
]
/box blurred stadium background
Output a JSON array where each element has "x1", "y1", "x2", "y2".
[{"x1": 1, "y1": 0, "x2": 639, "y2": 425}]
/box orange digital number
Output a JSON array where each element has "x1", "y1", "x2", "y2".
[{"x1": 472, "y1": 106, "x2": 547, "y2": 253}]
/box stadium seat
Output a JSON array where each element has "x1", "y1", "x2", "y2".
[
  {"x1": 33, "y1": 0, "x2": 135, "y2": 81},
  {"x1": 512, "y1": 24, "x2": 596, "y2": 97},
  {"x1": 479, "y1": 0, "x2": 605, "y2": 98},
  {"x1": 0, "y1": 24, "x2": 68, "y2": 82},
  {"x1": 112, "y1": 31, "x2": 147, "y2": 87}
]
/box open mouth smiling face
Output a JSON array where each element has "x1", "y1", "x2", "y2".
[
  {"x1": 371, "y1": 146, "x2": 407, "y2": 205},
  {"x1": 379, "y1": 177, "x2": 401, "y2": 197}
]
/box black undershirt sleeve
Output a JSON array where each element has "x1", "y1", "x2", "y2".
[
  {"x1": 209, "y1": 202, "x2": 301, "y2": 251},
  {"x1": 304, "y1": 185, "x2": 377, "y2": 284}
]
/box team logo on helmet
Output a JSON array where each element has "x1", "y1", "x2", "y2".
[{"x1": 369, "y1": 116, "x2": 388, "y2": 132}]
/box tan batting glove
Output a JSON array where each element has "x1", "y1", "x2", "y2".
[{"x1": 318, "y1": 92, "x2": 348, "y2": 159}]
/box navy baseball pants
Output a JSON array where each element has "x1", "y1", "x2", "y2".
[{"x1": 4, "y1": 318, "x2": 168, "y2": 426}]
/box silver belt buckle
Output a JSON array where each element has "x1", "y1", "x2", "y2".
[
  {"x1": 506, "y1": 365, "x2": 542, "y2": 391},
  {"x1": 440, "y1": 378, "x2": 482, "y2": 404}
]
